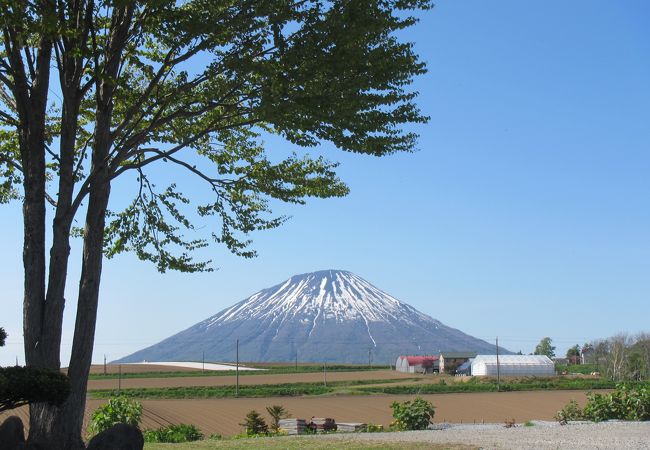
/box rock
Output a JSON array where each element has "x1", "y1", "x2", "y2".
[
  {"x1": 0, "y1": 416, "x2": 25, "y2": 450},
  {"x1": 86, "y1": 424, "x2": 143, "y2": 450}
]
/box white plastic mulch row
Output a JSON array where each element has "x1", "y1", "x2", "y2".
[{"x1": 123, "y1": 361, "x2": 265, "y2": 371}]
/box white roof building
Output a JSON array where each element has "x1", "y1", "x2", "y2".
[{"x1": 471, "y1": 355, "x2": 555, "y2": 377}]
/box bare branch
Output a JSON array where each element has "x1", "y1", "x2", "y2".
[
  {"x1": 45, "y1": 190, "x2": 57, "y2": 207},
  {"x1": 23, "y1": 46, "x2": 36, "y2": 80}
]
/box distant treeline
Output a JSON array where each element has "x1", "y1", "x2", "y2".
[{"x1": 583, "y1": 333, "x2": 650, "y2": 381}]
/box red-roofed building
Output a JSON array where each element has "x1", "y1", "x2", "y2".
[{"x1": 395, "y1": 355, "x2": 439, "y2": 373}]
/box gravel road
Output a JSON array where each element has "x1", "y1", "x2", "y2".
[{"x1": 318, "y1": 421, "x2": 650, "y2": 450}]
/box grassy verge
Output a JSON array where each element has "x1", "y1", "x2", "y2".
[
  {"x1": 89, "y1": 375, "x2": 645, "y2": 400},
  {"x1": 144, "y1": 437, "x2": 476, "y2": 450},
  {"x1": 357, "y1": 377, "x2": 628, "y2": 395},
  {"x1": 554, "y1": 364, "x2": 599, "y2": 375},
  {"x1": 89, "y1": 365, "x2": 389, "y2": 380},
  {"x1": 88, "y1": 378, "x2": 417, "y2": 399}
]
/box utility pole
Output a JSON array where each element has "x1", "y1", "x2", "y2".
[
  {"x1": 496, "y1": 337, "x2": 501, "y2": 392},
  {"x1": 236, "y1": 338, "x2": 239, "y2": 397},
  {"x1": 323, "y1": 362, "x2": 327, "y2": 387},
  {"x1": 295, "y1": 351, "x2": 298, "y2": 371},
  {"x1": 118, "y1": 364, "x2": 122, "y2": 395},
  {"x1": 202, "y1": 351, "x2": 205, "y2": 374},
  {"x1": 104, "y1": 354, "x2": 107, "y2": 375}
]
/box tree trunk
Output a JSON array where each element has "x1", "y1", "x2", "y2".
[
  {"x1": 27, "y1": 98, "x2": 85, "y2": 450},
  {"x1": 26, "y1": 128, "x2": 112, "y2": 450},
  {"x1": 19, "y1": 33, "x2": 60, "y2": 450},
  {"x1": 24, "y1": 4, "x2": 132, "y2": 447}
]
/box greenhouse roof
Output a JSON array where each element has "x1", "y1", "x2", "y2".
[{"x1": 472, "y1": 355, "x2": 554, "y2": 365}]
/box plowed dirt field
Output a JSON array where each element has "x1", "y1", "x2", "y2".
[
  {"x1": 87, "y1": 369, "x2": 415, "y2": 390},
  {"x1": 3, "y1": 390, "x2": 592, "y2": 437}
]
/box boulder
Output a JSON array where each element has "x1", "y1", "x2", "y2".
[
  {"x1": 0, "y1": 416, "x2": 25, "y2": 450},
  {"x1": 86, "y1": 424, "x2": 143, "y2": 450}
]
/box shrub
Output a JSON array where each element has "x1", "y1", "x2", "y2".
[
  {"x1": 143, "y1": 424, "x2": 204, "y2": 443},
  {"x1": 0, "y1": 366, "x2": 70, "y2": 413},
  {"x1": 266, "y1": 405, "x2": 290, "y2": 432},
  {"x1": 556, "y1": 384, "x2": 650, "y2": 423},
  {"x1": 390, "y1": 396, "x2": 435, "y2": 430},
  {"x1": 208, "y1": 433, "x2": 223, "y2": 440},
  {"x1": 582, "y1": 384, "x2": 650, "y2": 422},
  {"x1": 241, "y1": 410, "x2": 269, "y2": 436},
  {"x1": 362, "y1": 423, "x2": 384, "y2": 432},
  {"x1": 554, "y1": 399, "x2": 584, "y2": 425},
  {"x1": 88, "y1": 396, "x2": 142, "y2": 436}
]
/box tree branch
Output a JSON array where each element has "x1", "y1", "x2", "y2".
[{"x1": 0, "y1": 153, "x2": 23, "y2": 172}]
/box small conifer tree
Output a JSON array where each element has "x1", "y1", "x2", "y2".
[{"x1": 241, "y1": 410, "x2": 268, "y2": 436}]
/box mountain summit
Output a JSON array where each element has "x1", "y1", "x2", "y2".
[{"x1": 116, "y1": 270, "x2": 501, "y2": 364}]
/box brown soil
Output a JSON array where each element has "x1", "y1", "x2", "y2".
[
  {"x1": 87, "y1": 370, "x2": 416, "y2": 390},
  {"x1": 1, "y1": 390, "x2": 591, "y2": 438}
]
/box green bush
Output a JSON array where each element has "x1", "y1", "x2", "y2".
[
  {"x1": 88, "y1": 396, "x2": 142, "y2": 436},
  {"x1": 554, "y1": 399, "x2": 584, "y2": 424},
  {"x1": 143, "y1": 424, "x2": 204, "y2": 443},
  {"x1": 266, "y1": 405, "x2": 290, "y2": 432},
  {"x1": 583, "y1": 384, "x2": 650, "y2": 422},
  {"x1": 362, "y1": 423, "x2": 384, "y2": 432},
  {"x1": 0, "y1": 366, "x2": 70, "y2": 413},
  {"x1": 390, "y1": 396, "x2": 435, "y2": 430},
  {"x1": 556, "y1": 383, "x2": 650, "y2": 423},
  {"x1": 241, "y1": 410, "x2": 269, "y2": 436}
]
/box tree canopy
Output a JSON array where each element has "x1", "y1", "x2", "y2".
[
  {"x1": 0, "y1": 0, "x2": 431, "y2": 447},
  {"x1": 566, "y1": 344, "x2": 580, "y2": 362},
  {"x1": 1, "y1": 0, "x2": 430, "y2": 271},
  {"x1": 534, "y1": 337, "x2": 556, "y2": 358}
]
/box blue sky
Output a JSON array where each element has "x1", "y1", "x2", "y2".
[{"x1": 1, "y1": 0, "x2": 649, "y2": 365}]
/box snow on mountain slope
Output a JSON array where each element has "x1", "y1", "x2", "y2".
[{"x1": 116, "y1": 270, "x2": 503, "y2": 364}]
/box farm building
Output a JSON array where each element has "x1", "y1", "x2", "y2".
[
  {"x1": 455, "y1": 359, "x2": 473, "y2": 376},
  {"x1": 439, "y1": 352, "x2": 477, "y2": 373},
  {"x1": 395, "y1": 355, "x2": 439, "y2": 373},
  {"x1": 471, "y1": 355, "x2": 555, "y2": 376}
]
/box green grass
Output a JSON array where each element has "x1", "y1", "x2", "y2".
[
  {"x1": 89, "y1": 365, "x2": 389, "y2": 380},
  {"x1": 357, "y1": 377, "x2": 626, "y2": 395},
  {"x1": 88, "y1": 375, "x2": 637, "y2": 400},
  {"x1": 88, "y1": 378, "x2": 417, "y2": 400},
  {"x1": 554, "y1": 364, "x2": 600, "y2": 375},
  {"x1": 143, "y1": 436, "x2": 477, "y2": 450},
  {"x1": 363, "y1": 377, "x2": 617, "y2": 394}
]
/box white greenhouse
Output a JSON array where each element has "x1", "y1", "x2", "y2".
[{"x1": 471, "y1": 355, "x2": 555, "y2": 377}]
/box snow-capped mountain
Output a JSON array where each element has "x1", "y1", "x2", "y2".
[{"x1": 116, "y1": 270, "x2": 503, "y2": 364}]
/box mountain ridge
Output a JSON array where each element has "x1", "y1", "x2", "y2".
[{"x1": 115, "y1": 270, "x2": 505, "y2": 364}]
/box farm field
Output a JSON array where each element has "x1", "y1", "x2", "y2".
[
  {"x1": 127, "y1": 390, "x2": 593, "y2": 437},
  {"x1": 87, "y1": 369, "x2": 417, "y2": 390},
  {"x1": 0, "y1": 390, "x2": 593, "y2": 438},
  {"x1": 144, "y1": 438, "x2": 476, "y2": 450},
  {"x1": 4, "y1": 365, "x2": 620, "y2": 440}
]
